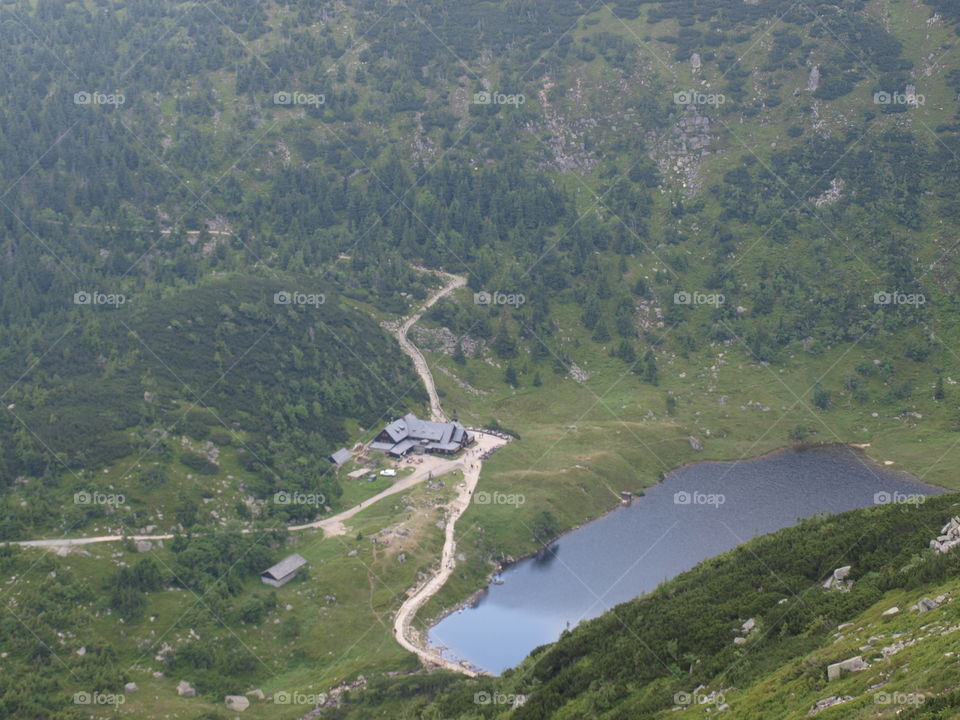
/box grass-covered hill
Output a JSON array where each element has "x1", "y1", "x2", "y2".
[{"x1": 324, "y1": 494, "x2": 960, "y2": 719}]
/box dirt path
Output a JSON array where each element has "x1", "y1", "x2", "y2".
[
  {"x1": 385, "y1": 269, "x2": 505, "y2": 675},
  {"x1": 392, "y1": 446, "x2": 490, "y2": 676},
  {"x1": 288, "y1": 432, "x2": 505, "y2": 537},
  {"x1": 394, "y1": 269, "x2": 466, "y2": 422},
  {"x1": 14, "y1": 431, "x2": 504, "y2": 552}
]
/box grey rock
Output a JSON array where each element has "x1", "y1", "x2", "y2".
[{"x1": 826, "y1": 656, "x2": 868, "y2": 681}]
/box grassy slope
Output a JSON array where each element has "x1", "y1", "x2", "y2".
[{"x1": 8, "y1": 0, "x2": 960, "y2": 717}]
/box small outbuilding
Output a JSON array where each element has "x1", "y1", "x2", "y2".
[
  {"x1": 260, "y1": 554, "x2": 307, "y2": 587},
  {"x1": 329, "y1": 448, "x2": 352, "y2": 466}
]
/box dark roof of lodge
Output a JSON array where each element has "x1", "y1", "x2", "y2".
[
  {"x1": 262, "y1": 553, "x2": 307, "y2": 580},
  {"x1": 329, "y1": 448, "x2": 352, "y2": 465},
  {"x1": 374, "y1": 413, "x2": 472, "y2": 453}
]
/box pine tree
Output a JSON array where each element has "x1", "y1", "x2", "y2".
[{"x1": 639, "y1": 349, "x2": 658, "y2": 385}]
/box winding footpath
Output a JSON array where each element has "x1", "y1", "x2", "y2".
[
  {"x1": 389, "y1": 268, "x2": 503, "y2": 675},
  {"x1": 393, "y1": 268, "x2": 466, "y2": 422},
  {"x1": 14, "y1": 268, "x2": 501, "y2": 676}
]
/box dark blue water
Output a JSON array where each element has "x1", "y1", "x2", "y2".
[{"x1": 428, "y1": 445, "x2": 943, "y2": 674}]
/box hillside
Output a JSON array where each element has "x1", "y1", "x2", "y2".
[
  {"x1": 0, "y1": 273, "x2": 428, "y2": 537},
  {"x1": 3, "y1": 0, "x2": 960, "y2": 718},
  {"x1": 325, "y1": 494, "x2": 960, "y2": 719}
]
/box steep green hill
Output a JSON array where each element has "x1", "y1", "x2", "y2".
[{"x1": 326, "y1": 495, "x2": 960, "y2": 719}]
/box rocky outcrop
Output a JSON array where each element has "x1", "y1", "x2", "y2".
[
  {"x1": 177, "y1": 680, "x2": 197, "y2": 698},
  {"x1": 649, "y1": 106, "x2": 714, "y2": 195},
  {"x1": 911, "y1": 595, "x2": 947, "y2": 613},
  {"x1": 822, "y1": 566, "x2": 852, "y2": 592},
  {"x1": 809, "y1": 695, "x2": 852, "y2": 716},
  {"x1": 931, "y1": 517, "x2": 960, "y2": 554}
]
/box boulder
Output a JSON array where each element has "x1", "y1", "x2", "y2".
[
  {"x1": 225, "y1": 695, "x2": 250, "y2": 712},
  {"x1": 914, "y1": 597, "x2": 942, "y2": 613},
  {"x1": 741, "y1": 618, "x2": 756, "y2": 634},
  {"x1": 823, "y1": 566, "x2": 853, "y2": 591},
  {"x1": 882, "y1": 606, "x2": 900, "y2": 616},
  {"x1": 177, "y1": 680, "x2": 197, "y2": 698},
  {"x1": 246, "y1": 689, "x2": 265, "y2": 700},
  {"x1": 124, "y1": 682, "x2": 138, "y2": 693},
  {"x1": 135, "y1": 540, "x2": 153, "y2": 553},
  {"x1": 826, "y1": 656, "x2": 868, "y2": 681},
  {"x1": 689, "y1": 436, "x2": 703, "y2": 451}
]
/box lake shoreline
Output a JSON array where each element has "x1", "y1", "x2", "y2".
[{"x1": 422, "y1": 441, "x2": 946, "y2": 673}]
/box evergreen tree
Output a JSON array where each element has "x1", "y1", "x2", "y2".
[{"x1": 638, "y1": 349, "x2": 658, "y2": 385}]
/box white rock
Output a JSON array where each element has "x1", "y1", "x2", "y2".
[{"x1": 225, "y1": 695, "x2": 250, "y2": 712}]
